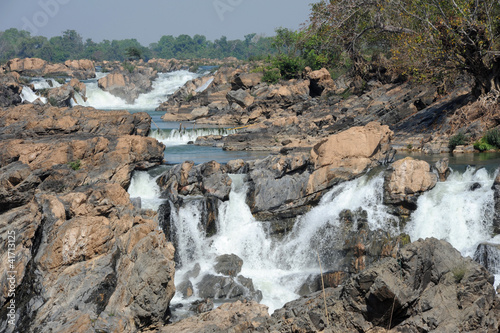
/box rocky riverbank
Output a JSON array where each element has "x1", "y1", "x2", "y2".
[
  {"x1": 1, "y1": 57, "x2": 500, "y2": 332},
  {"x1": 0, "y1": 103, "x2": 174, "y2": 332},
  {"x1": 158, "y1": 63, "x2": 500, "y2": 154}
]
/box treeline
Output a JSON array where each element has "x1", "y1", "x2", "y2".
[{"x1": 0, "y1": 28, "x2": 275, "y2": 63}]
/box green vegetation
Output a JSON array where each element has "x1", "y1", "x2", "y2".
[
  {"x1": 474, "y1": 128, "x2": 500, "y2": 151},
  {"x1": 0, "y1": 29, "x2": 276, "y2": 63},
  {"x1": 48, "y1": 97, "x2": 58, "y2": 106},
  {"x1": 122, "y1": 61, "x2": 135, "y2": 73},
  {"x1": 185, "y1": 93, "x2": 194, "y2": 102},
  {"x1": 448, "y1": 132, "x2": 468, "y2": 150},
  {"x1": 262, "y1": 68, "x2": 281, "y2": 84},
  {"x1": 452, "y1": 264, "x2": 467, "y2": 283},
  {"x1": 68, "y1": 160, "x2": 81, "y2": 171}
]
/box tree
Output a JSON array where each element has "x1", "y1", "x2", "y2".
[
  {"x1": 126, "y1": 46, "x2": 142, "y2": 60},
  {"x1": 308, "y1": 0, "x2": 500, "y2": 96}
]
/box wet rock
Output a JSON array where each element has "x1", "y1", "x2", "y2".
[
  {"x1": 491, "y1": 172, "x2": 500, "y2": 234},
  {"x1": 46, "y1": 83, "x2": 74, "y2": 107},
  {"x1": 474, "y1": 243, "x2": 500, "y2": 274},
  {"x1": 178, "y1": 280, "x2": 194, "y2": 299},
  {"x1": 297, "y1": 271, "x2": 349, "y2": 296},
  {"x1": 268, "y1": 238, "x2": 500, "y2": 332},
  {"x1": 214, "y1": 254, "x2": 243, "y2": 277},
  {"x1": 196, "y1": 274, "x2": 262, "y2": 302},
  {"x1": 384, "y1": 157, "x2": 437, "y2": 213},
  {"x1": 163, "y1": 300, "x2": 269, "y2": 333},
  {"x1": 434, "y1": 157, "x2": 450, "y2": 181},
  {"x1": 189, "y1": 298, "x2": 214, "y2": 314},
  {"x1": 98, "y1": 66, "x2": 157, "y2": 104}
]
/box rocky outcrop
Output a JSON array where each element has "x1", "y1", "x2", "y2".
[
  {"x1": 305, "y1": 67, "x2": 336, "y2": 97},
  {"x1": 163, "y1": 300, "x2": 269, "y2": 333},
  {"x1": 0, "y1": 72, "x2": 22, "y2": 107},
  {"x1": 98, "y1": 66, "x2": 157, "y2": 104},
  {"x1": 267, "y1": 238, "x2": 500, "y2": 332},
  {"x1": 383, "y1": 157, "x2": 438, "y2": 215},
  {"x1": 6, "y1": 57, "x2": 95, "y2": 79},
  {"x1": 491, "y1": 171, "x2": 500, "y2": 234},
  {"x1": 0, "y1": 103, "x2": 174, "y2": 333},
  {"x1": 158, "y1": 122, "x2": 394, "y2": 235},
  {"x1": 46, "y1": 83, "x2": 75, "y2": 107}
]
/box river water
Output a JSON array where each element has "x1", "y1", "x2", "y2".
[{"x1": 24, "y1": 70, "x2": 500, "y2": 316}]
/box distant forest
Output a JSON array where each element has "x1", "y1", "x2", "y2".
[{"x1": 0, "y1": 28, "x2": 275, "y2": 63}]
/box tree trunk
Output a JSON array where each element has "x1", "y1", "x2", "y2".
[{"x1": 472, "y1": 57, "x2": 500, "y2": 97}]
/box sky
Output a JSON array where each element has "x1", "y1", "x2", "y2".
[{"x1": 0, "y1": 0, "x2": 312, "y2": 45}]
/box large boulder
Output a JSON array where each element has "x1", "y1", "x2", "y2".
[
  {"x1": 0, "y1": 72, "x2": 22, "y2": 107},
  {"x1": 226, "y1": 89, "x2": 255, "y2": 108},
  {"x1": 46, "y1": 83, "x2": 75, "y2": 107},
  {"x1": 491, "y1": 172, "x2": 500, "y2": 234},
  {"x1": 383, "y1": 157, "x2": 438, "y2": 213},
  {"x1": 231, "y1": 72, "x2": 263, "y2": 90},
  {"x1": 306, "y1": 67, "x2": 336, "y2": 97},
  {"x1": 98, "y1": 66, "x2": 157, "y2": 104},
  {"x1": 268, "y1": 238, "x2": 500, "y2": 332},
  {"x1": 6, "y1": 57, "x2": 95, "y2": 79},
  {"x1": 307, "y1": 121, "x2": 394, "y2": 195}
]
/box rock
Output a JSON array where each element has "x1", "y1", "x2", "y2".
[
  {"x1": 189, "y1": 299, "x2": 214, "y2": 314},
  {"x1": 163, "y1": 300, "x2": 269, "y2": 333},
  {"x1": 306, "y1": 67, "x2": 336, "y2": 97},
  {"x1": 434, "y1": 157, "x2": 450, "y2": 181},
  {"x1": 383, "y1": 157, "x2": 437, "y2": 212},
  {"x1": 0, "y1": 183, "x2": 176, "y2": 333},
  {"x1": 98, "y1": 67, "x2": 157, "y2": 104},
  {"x1": 297, "y1": 271, "x2": 349, "y2": 296},
  {"x1": 268, "y1": 238, "x2": 500, "y2": 332},
  {"x1": 0, "y1": 72, "x2": 22, "y2": 107},
  {"x1": 307, "y1": 122, "x2": 394, "y2": 195},
  {"x1": 231, "y1": 72, "x2": 263, "y2": 90},
  {"x1": 190, "y1": 106, "x2": 209, "y2": 118},
  {"x1": 214, "y1": 254, "x2": 243, "y2": 276},
  {"x1": 226, "y1": 89, "x2": 255, "y2": 108},
  {"x1": 491, "y1": 172, "x2": 500, "y2": 234},
  {"x1": 196, "y1": 274, "x2": 262, "y2": 302},
  {"x1": 474, "y1": 243, "x2": 500, "y2": 275},
  {"x1": 46, "y1": 83, "x2": 75, "y2": 107},
  {"x1": 178, "y1": 280, "x2": 194, "y2": 299},
  {"x1": 69, "y1": 78, "x2": 87, "y2": 98},
  {"x1": 6, "y1": 57, "x2": 95, "y2": 79}
]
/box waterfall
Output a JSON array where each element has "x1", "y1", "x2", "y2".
[
  {"x1": 406, "y1": 167, "x2": 495, "y2": 256},
  {"x1": 150, "y1": 127, "x2": 236, "y2": 146},
  {"x1": 82, "y1": 70, "x2": 200, "y2": 110},
  {"x1": 20, "y1": 86, "x2": 47, "y2": 104}
]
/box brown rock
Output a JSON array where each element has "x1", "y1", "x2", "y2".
[
  {"x1": 162, "y1": 301, "x2": 269, "y2": 333},
  {"x1": 307, "y1": 122, "x2": 393, "y2": 194},
  {"x1": 306, "y1": 67, "x2": 336, "y2": 97},
  {"x1": 384, "y1": 157, "x2": 437, "y2": 210}
]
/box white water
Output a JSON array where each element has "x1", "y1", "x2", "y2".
[
  {"x1": 150, "y1": 127, "x2": 236, "y2": 146},
  {"x1": 81, "y1": 70, "x2": 200, "y2": 110},
  {"x1": 127, "y1": 171, "x2": 165, "y2": 211},
  {"x1": 20, "y1": 86, "x2": 47, "y2": 104},
  {"x1": 32, "y1": 77, "x2": 63, "y2": 89},
  {"x1": 151, "y1": 167, "x2": 500, "y2": 314}
]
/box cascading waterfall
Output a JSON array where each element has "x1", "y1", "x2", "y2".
[
  {"x1": 148, "y1": 166, "x2": 500, "y2": 314},
  {"x1": 82, "y1": 70, "x2": 200, "y2": 110},
  {"x1": 20, "y1": 86, "x2": 47, "y2": 104},
  {"x1": 150, "y1": 127, "x2": 236, "y2": 146},
  {"x1": 168, "y1": 173, "x2": 399, "y2": 313}
]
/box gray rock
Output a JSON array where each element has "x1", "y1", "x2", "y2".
[
  {"x1": 492, "y1": 172, "x2": 500, "y2": 234},
  {"x1": 226, "y1": 89, "x2": 254, "y2": 108},
  {"x1": 214, "y1": 254, "x2": 243, "y2": 277}
]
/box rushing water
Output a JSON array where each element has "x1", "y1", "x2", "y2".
[{"x1": 24, "y1": 67, "x2": 500, "y2": 315}]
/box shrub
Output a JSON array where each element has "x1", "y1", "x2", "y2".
[
  {"x1": 271, "y1": 54, "x2": 305, "y2": 80},
  {"x1": 262, "y1": 68, "x2": 281, "y2": 84},
  {"x1": 473, "y1": 137, "x2": 495, "y2": 151},
  {"x1": 122, "y1": 61, "x2": 135, "y2": 73},
  {"x1": 483, "y1": 128, "x2": 500, "y2": 148},
  {"x1": 48, "y1": 97, "x2": 58, "y2": 106},
  {"x1": 452, "y1": 264, "x2": 467, "y2": 283},
  {"x1": 448, "y1": 132, "x2": 468, "y2": 150},
  {"x1": 68, "y1": 160, "x2": 81, "y2": 171},
  {"x1": 185, "y1": 93, "x2": 194, "y2": 102}
]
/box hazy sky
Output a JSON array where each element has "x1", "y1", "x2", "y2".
[{"x1": 0, "y1": 0, "x2": 312, "y2": 44}]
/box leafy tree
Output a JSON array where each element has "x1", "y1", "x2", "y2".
[
  {"x1": 307, "y1": 0, "x2": 500, "y2": 95},
  {"x1": 126, "y1": 46, "x2": 142, "y2": 60}
]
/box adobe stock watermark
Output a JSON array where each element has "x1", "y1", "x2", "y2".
[
  {"x1": 21, "y1": 0, "x2": 71, "y2": 35},
  {"x1": 213, "y1": 0, "x2": 245, "y2": 21}
]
